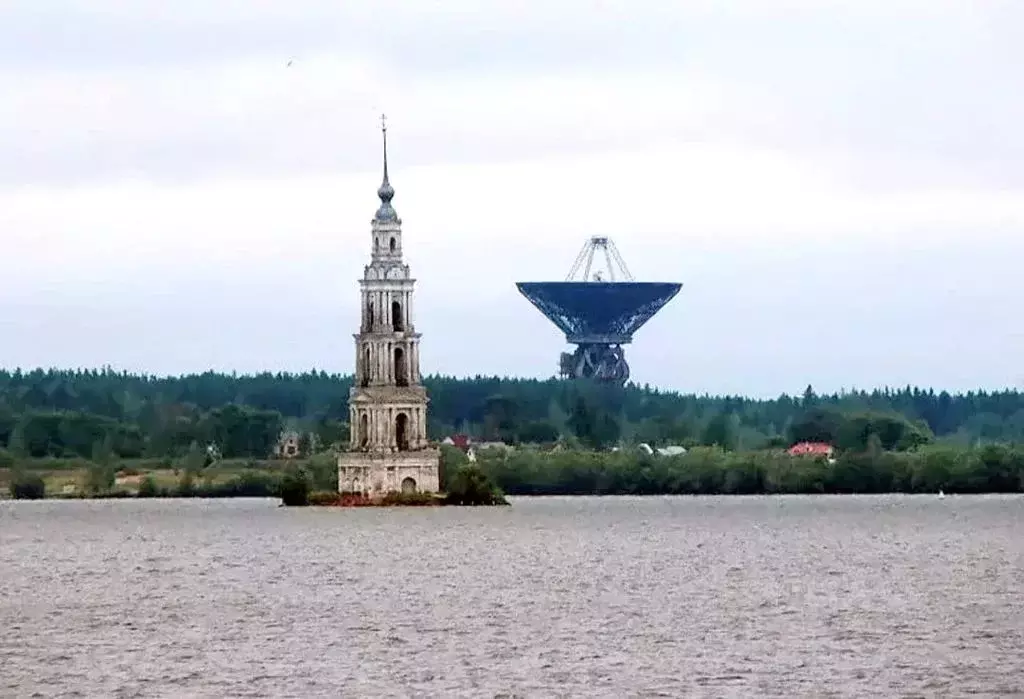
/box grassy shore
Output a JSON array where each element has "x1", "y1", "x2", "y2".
[
  {"x1": 470, "y1": 443, "x2": 1024, "y2": 496},
  {"x1": 0, "y1": 452, "x2": 509, "y2": 506},
  {"x1": 0, "y1": 457, "x2": 317, "y2": 500},
  {"x1": 10, "y1": 442, "x2": 1020, "y2": 501}
]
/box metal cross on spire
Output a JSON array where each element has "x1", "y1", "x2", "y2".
[
  {"x1": 374, "y1": 112, "x2": 397, "y2": 222},
  {"x1": 380, "y1": 113, "x2": 390, "y2": 184}
]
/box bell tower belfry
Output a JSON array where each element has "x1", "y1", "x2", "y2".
[{"x1": 337, "y1": 117, "x2": 441, "y2": 496}]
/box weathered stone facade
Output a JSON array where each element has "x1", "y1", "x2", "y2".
[{"x1": 337, "y1": 122, "x2": 440, "y2": 495}]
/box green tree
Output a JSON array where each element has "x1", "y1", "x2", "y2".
[
  {"x1": 802, "y1": 384, "x2": 818, "y2": 408},
  {"x1": 7, "y1": 418, "x2": 28, "y2": 457},
  {"x1": 789, "y1": 408, "x2": 845, "y2": 446},
  {"x1": 3, "y1": 369, "x2": 1024, "y2": 459},
  {"x1": 84, "y1": 433, "x2": 118, "y2": 494},
  {"x1": 567, "y1": 395, "x2": 596, "y2": 447},
  {"x1": 280, "y1": 466, "x2": 311, "y2": 506},
  {"x1": 91, "y1": 433, "x2": 115, "y2": 467},
  {"x1": 834, "y1": 411, "x2": 933, "y2": 452},
  {"x1": 567, "y1": 393, "x2": 621, "y2": 449},
  {"x1": 481, "y1": 394, "x2": 519, "y2": 442},
  {"x1": 517, "y1": 420, "x2": 560, "y2": 445},
  {"x1": 701, "y1": 412, "x2": 738, "y2": 450},
  {"x1": 444, "y1": 464, "x2": 508, "y2": 506},
  {"x1": 181, "y1": 440, "x2": 207, "y2": 474},
  {"x1": 313, "y1": 418, "x2": 348, "y2": 450},
  {"x1": 85, "y1": 463, "x2": 116, "y2": 494},
  {"x1": 297, "y1": 432, "x2": 312, "y2": 457},
  {"x1": 305, "y1": 452, "x2": 339, "y2": 491},
  {"x1": 439, "y1": 443, "x2": 470, "y2": 490}
]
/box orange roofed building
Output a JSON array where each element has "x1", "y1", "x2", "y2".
[{"x1": 786, "y1": 442, "x2": 835, "y2": 457}]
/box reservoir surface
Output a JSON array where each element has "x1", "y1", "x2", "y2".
[{"x1": 2, "y1": 495, "x2": 1022, "y2": 697}]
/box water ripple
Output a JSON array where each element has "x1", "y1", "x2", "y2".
[{"x1": 1, "y1": 495, "x2": 1023, "y2": 696}]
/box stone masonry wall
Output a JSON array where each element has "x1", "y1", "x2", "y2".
[{"x1": 337, "y1": 449, "x2": 441, "y2": 495}]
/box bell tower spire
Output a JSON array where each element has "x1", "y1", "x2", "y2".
[{"x1": 375, "y1": 113, "x2": 397, "y2": 223}]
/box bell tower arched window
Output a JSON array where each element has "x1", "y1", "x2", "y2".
[
  {"x1": 392, "y1": 300, "x2": 404, "y2": 331},
  {"x1": 396, "y1": 413, "x2": 409, "y2": 451},
  {"x1": 359, "y1": 413, "x2": 369, "y2": 449},
  {"x1": 394, "y1": 346, "x2": 408, "y2": 387}
]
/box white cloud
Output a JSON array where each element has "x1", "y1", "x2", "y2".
[
  {"x1": 3, "y1": 0, "x2": 1021, "y2": 185},
  {"x1": 5, "y1": 141, "x2": 1021, "y2": 278}
]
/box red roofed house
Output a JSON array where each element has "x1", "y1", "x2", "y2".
[
  {"x1": 787, "y1": 442, "x2": 835, "y2": 458},
  {"x1": 442, "y1": 434, "x2": 472, "y2": 452},
  {"x1": 441, "y1": 434, "x2": 511, "y2": 463}
]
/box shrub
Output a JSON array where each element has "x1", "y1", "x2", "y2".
[
  {"x1": 85, "y1": 462, "x2": 116, "y2": 495},
  {"x1": 207, "y1": 471, "x2": 280, "y2": 498},
  {"x1": 137, "y1": 474, "x2": 161, "y2": 498},
  {"x1": 305, "y1": 453, "x2": 339, "y2": 492},
  {"x1": 471, "y1": 443, "x2": 1024, "y2": 496},
  {"x1": 308, "y1": 490, "x2": 342, "y2": 506},
  {"x1": 9, "y1": 471, "x2": 45, "y2": 500},
  {"x1": 439, "y1": 444, "x2": 469, "y2": 490},
  {"x1": 380, "y1": 490, "x2": 439, "y2": 506},
  {"x1": 444, "y1": 464, "x2": 509, "y2": 506},
  {"x1": 91, "y1": 489, "x2": 132, "y2": 499},
  {"x1": 176, "y1": 470, "x2": 196, "y2": 497},
  {"x1": 279, "y1": 467, "x2": 311, "y2": 506}
]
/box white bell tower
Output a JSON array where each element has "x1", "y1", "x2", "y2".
[{"x1": 337, "y1": 117, "x2": 441, "y2": 496}]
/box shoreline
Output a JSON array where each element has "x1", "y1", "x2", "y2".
[
  {"x1": 4, "y1": 491, "x2": 1021, "y2": 504},
  {"x1": 308, "y1": 492, "x2": 447, "y2": 507}
]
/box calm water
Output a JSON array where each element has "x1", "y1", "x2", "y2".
[{"x1": 1, "y1": 495, "x2": 1023, "y2": 698}]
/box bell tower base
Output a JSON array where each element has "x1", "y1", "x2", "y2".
[{"x1": 337, "y1": 449, "x2": 441, "y2": 497}]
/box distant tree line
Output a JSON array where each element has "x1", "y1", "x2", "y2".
[{"x1": 3, "y1": 369, "x2": 1024, "y2": 462}]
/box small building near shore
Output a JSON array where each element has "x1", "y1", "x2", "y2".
[
  {"x1": 442, "y1": 434, "x2": 472, "y2": 452},
  {"x1": 274, "y1": 430, "x2": 302, "y2": 459},
  {"x1": 787, "y1": 442, "x2": 835, "y2": 459},
  {"x1": 637, "y1": 443, "x2": 688, "y2": 456},
  {"x1": 441, "y1": 435, "x2": 510, "y2": 462}
]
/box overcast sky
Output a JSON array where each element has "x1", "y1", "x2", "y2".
[{"x1": 2, "y1": 0, "x2": 1023, "y2": 397}]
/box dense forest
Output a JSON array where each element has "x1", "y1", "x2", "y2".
[{"x1": 2, "y1": 368, "x2": 1024, "y2": 462}]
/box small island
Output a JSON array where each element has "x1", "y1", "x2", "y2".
[
  {"x1": 280, "y1": 458, "x2": 509, "y2": 508},
  {"x1": 279, "y1": 444, "x2": 509, "y2": 508}
]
